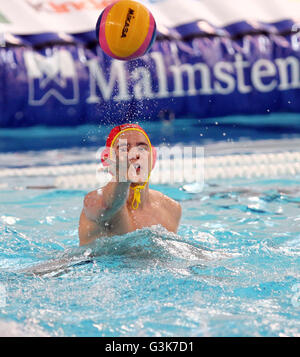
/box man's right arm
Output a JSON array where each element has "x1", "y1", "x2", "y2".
[
  {"x1": 83, "y1": 181, "x2": 130, "y2": 223},
  {"x1": 78, "y1": 181, "x2": 130, "y2": 246}
]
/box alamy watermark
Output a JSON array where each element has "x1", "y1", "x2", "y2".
[{"x1": 95, "y1": 143, "x2": 204, "y2": 189}]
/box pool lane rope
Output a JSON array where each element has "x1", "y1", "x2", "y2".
[{"x1": 1, "y1": 151, "x2": 300, "y2": 189}]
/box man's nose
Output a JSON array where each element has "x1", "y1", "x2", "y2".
[{"x1": 128, "y1": 147, "x2": 140, "y2": 161}]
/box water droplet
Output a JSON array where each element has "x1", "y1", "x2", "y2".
[{"x1": 97, "y1": 188, "x2": 103, "y2": 195}]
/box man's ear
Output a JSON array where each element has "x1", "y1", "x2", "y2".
[
  {"x1": 152, "y1": 146, "x2": 157, "y2": 169},
  {"x1": 100, "y1": 147, "x2": 110, "y2": 167}
]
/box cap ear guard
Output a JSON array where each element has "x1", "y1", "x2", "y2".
[{"x1": 100, "y1": 147, "x2": 110, "y2": 167}]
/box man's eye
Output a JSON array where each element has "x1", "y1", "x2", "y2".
[
  {"x1": 138, "y1": 146, "x2": 147, "y2": 151},
  {"x1": 119, "y1": 147, "x2": 128, "y2": 152}
]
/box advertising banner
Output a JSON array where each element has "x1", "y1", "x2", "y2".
[{"x1": 0, "y1": 0, "x2": 300, "y2": 127}]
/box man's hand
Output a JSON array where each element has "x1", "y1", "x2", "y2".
[
  {"x1": 103, "y1": 149, "x2": 149, "y2": 183},
  {"x1": 103, "y1": 155, "x2": 128, "y2": 182}
]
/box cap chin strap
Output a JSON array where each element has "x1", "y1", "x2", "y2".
[
  {"x1": 109, "y1": 127, "x2": 153, "y2": 210},
  {"x1": 130, "y1": 177, "x2": 150, "y2": 210}
]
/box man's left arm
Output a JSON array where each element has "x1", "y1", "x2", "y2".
[
  {"x1": 164, "y1": 197, "x2": 182, "y2": 233},
  {"x1": 172, "y1": 200, "x2": 182, "y2": 233}
]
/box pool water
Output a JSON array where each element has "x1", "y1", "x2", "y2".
[
  {"x1": 1, "y1": 113, "x2": 300, "y2": 153},
  {"x1": 0, "y1": 178, "x2": 299, "y2": 337}
]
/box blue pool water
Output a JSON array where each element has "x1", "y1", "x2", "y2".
[
  {"x1": 1, "y1": 113, "x2": 300, "y2": 153},
  {"x1": 0, "y1": 178, "x2": 299, "y2": 336},
  {"x1": 0, "y1": 115, "x2": 300, "y2": 336}
]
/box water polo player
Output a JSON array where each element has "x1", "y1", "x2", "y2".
[{"x1": 78, "y1": 124, "x2": 181, "y2": 246}]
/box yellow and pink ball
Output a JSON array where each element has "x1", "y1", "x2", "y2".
[{"x1": 96, "y1": 0, "x2": 157, "y2": 61}]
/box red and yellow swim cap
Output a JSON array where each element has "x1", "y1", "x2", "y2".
[
  {"x1": 101, "y1": 123, "x2": 157, "y2": 209},
  {"x1": 101, "y1": 123, "x2": 156, "y2": 169}
]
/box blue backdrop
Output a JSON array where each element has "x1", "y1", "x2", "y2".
[{"x1": 1, "y1": 19, "x2": 300, "y2": 127}]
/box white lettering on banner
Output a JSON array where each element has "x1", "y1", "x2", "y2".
[
  {"x1": 24, "y1": 50, "x2": 300, "y2": 106},
  {"x1": 84, "y1": 52, "x2": 300, "y2": 104},
  {"x1": 276, "y1": 56, "x2": 300, "y2": 90},
  {"x1": 131, "y1": 67, "x2": 155, "y2": 99},
  {"x1": 150, "y1": 52, "x2": 169, "y2": 98},
  {"x1": 251, "y1": 59, "x2": 277, "y2": 92},
  {"x1": 213, "y1": 61, "x2": 235, "y2": 94},
  {"x1": 24, "y1": 49, "x2": 79, "y2": 105},
  {"x1": 86, "y1": 58, "x2": 130, "y2": 103},
  {"x1": 169, "y1": 62, "x2": 213, "y2": 96},
  {"x1": 234, "y1": 54, "x2": 252, "y2": 94}
]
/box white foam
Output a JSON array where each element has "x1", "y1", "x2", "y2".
[{"x1": 0, "y1": 319, "x2": 49, "y2": 337}]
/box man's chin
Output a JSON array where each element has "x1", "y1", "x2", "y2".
[
  {"x1": 130, "y1": 178, "x2": 146, "y2": 185},
  {"x1": 128, "y1": 169, "x2": 149, "y2": 184},
  {"x1": 130, "y1": 175, "x2": 149, "y2": 185}
]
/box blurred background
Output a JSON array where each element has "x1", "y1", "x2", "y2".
[
  {"x1": 1, "y1": 1, "x2": 300, "y2": 338},
  {"x1": 0, "y1": 0, "x2": 300, "y2": 154}
]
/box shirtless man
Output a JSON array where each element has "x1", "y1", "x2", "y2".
[{"x1": 78, "y1": 124, "x2": 182, "y2": 246}]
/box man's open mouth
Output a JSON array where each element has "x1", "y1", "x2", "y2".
[{"x1": 133, "y1": 163, "x2": 141, "y2": 174}]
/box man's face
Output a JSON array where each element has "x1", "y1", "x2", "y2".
[{"x1": 112, "y1": 130, "x2": 152, "y2": 183}]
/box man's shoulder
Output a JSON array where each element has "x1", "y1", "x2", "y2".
[
  {"x1": 149, "y1": 189, "x2": 182, "y2": 215},
  {"x1": 83, "y1": 188, "x2": 107, "y2": 222},
  {"x1": 84, "y1": 189, "x2": 103, "y2": 207}
]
